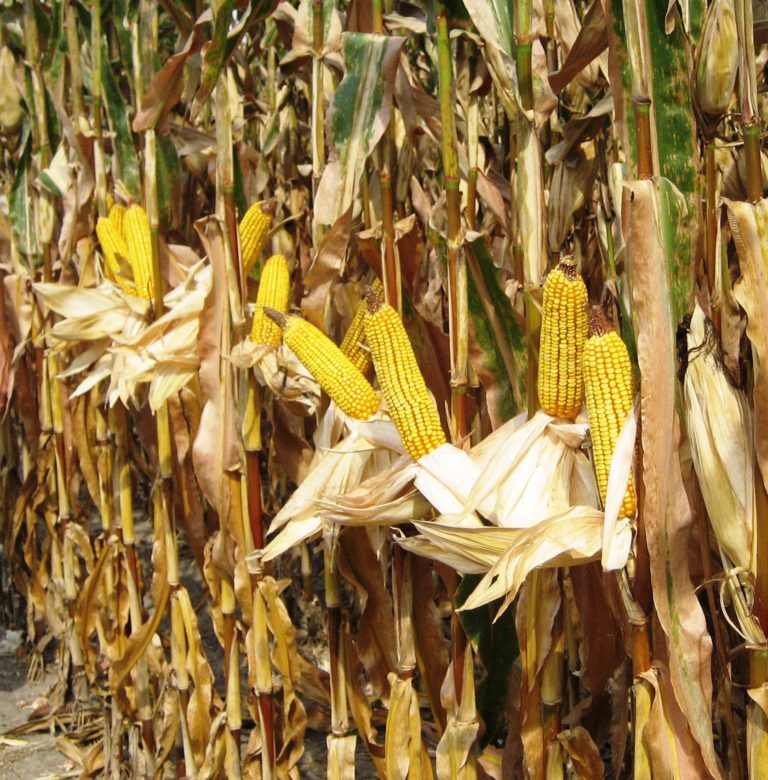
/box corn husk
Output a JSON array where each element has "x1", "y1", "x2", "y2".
[
  {"x1": 0, "y1": 46, "x2": 22, "y2": 133},
  {"x1": 683, "y1": 303, "x2": 754, "y2": 574},
  {"x1": 693, "y1": 0, "x2": 738, "y2": 119}
]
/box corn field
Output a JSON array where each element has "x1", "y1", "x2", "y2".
[{"x1": 0, "y1": 0, "x2": 766, "y2": 777}]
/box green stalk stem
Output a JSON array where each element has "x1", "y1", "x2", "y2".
[
  {"x1": 634, "y1": 100, "x2": 654, "y2": 180},
  {"x1": 467, "y1": 51, "x2": 479, "y2": 232},
  {"x1": 325, "y1": 547, "x2": 349, "y2": 734},
  {"x1": 704, "y1": 141, "x2": 721, "y2": 330},
  {"x1": 66, "y1": 2, "x2": 84, "y2": 120},
  {"x1": 22, "y1": 0, "x2": 51, "y2": 276},
  {"x1": 372, "y1": 0, "x2": 384, "y2": 32},
  {"x1": 436, "y1": 4, "x2": 468, "y2": 439},
  {"x1": 91, "y1": 0, "x2": 108, "y2": 218},
  {"x1": 744, "y1": 125, "x2": 762, "y2": 203},
  {"x1": 380, "y1": 169, "x2": 401, "y2": 313},
  {"x1": 311, "y1": 0, "x2": 326, "y2": 200},
  {"x1": 515, "y1": 0, "x2": 533, "y2": 112}
]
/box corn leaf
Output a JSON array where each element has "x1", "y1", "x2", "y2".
[{"x1": 314, "y1": 33, "x2": 405, "y2": 225}]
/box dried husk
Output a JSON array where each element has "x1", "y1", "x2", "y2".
[
  {"x1": 692, "y1": 0, "x2": 738, "y2": 120},
  {"x1": 683, "y1": 303, "x2": 754, "y2": 574}
]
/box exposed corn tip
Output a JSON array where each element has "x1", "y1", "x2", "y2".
[
  {"x1": 250, "y1": 254, "x2": 291, "y2": 347},
  {"x1": 96, "y1": 217, "x2": 134, "y2": 294},
  {"x1": 538, "y1": 256, "x2": 589, "y2": 419},
  {"x1": 267, "y1": 310, "x2": 380, "y2": 420},
  {"x1": 239, "y1": 199, "x2": 276, "y2": 275},
  {"x1": 363, "y1": 288, "x2": 446, "y2": 461},
  {"x1": 108, "y1": 203, "x2": 127, "y2": 239},
  {"x1": 123, "y1": 205, "x2": 154, "y2": 300},
  {"x1": 340, "y1": 278, "x2": 383, "y2": 374},
  {"x1": 583, "y1": 307, "x2": 636, "y2": 519}
]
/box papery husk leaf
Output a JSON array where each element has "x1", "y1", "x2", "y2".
[
  {"x1": 724, "y1": 199, "x2": 768, "y2": 498},
  {"x1": 601, "y1": 403, "x2": 637, "y2": 571},
  {"x1": 415, "y1": 443, "x2": 482, "y2": 515},
  {"x1": 693, "y1": 0, "x2": 738, "y2": 118},
  {"x1": 403, "y1": 517, "x2": 515, "y2": 575},
  {"x1": 683, "y1": 303, "x2": 754, "y2": 573},
  {"x1": 457, "y1": 507, "x2": 603, "y2": 617}
]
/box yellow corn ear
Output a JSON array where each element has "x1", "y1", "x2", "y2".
[
  {"x1": 250, "y1": 254, "x2": 291, "y2": 347},
  {"x1": 538, "y1": 256, "x2": 589, "y2": 419},
  {"x1": 340, "y1": 278, "x2": 383, "y2": 374},
  {"x1": 268, "y1": 311, "x2": 380, "y2": 420},
  {"x1": 96, "y1": 217, "x2": 134, "y2": 293},
  {"x1": 108, "y1": 203, "x2": 126, "y2": 239},
  {"x1": 363, "y1": 287, "x2": 446, "y2": 461},
  {"x1": 583, "y1": 307, "x2": 636, "y2": 518},
  {"x1": 123, "y1": 205, "x2": 154, "y2": 300},
  {"x1": 239, "y1": 200, "x2": 276, "y2": 275}
]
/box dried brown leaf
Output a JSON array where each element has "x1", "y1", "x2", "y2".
[{"x1": 622, "y1": 180, "x2": 722, "y2": 779}]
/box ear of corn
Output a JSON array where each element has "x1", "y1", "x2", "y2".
[
  {"x1": 266, "y1": 310, "x2": 380, "y2": 420},
  {"x1": 537, "y1": 256, "x2": 589, "y2": 419},
  {"x1": 363, "y1": 287, "x2": 446, "y2": 461},
  {"x1": 693, "y1": 0, "x2": 738, "y2": 119},
  {"x1": 250, "y1": 254, "x2": 291, "y2": 347},
  {"x1": 583, "y1": 307, "x2": 636, "y2": 518},
  {"x1": 96, "y1": 217, "x2": 134, "y2": 293},
  {"x1": 123, "y1": 205, "x2": 154, "y2": 301},
  {"x1": 108, "y1": 203, "x2": 127, "y2": 239},
  {"x1": 239, "y1": 200, "x2": 276, "y2": 276},
  {"x1": 340, "y1": 278, "x2": 383, "y2": 374}
]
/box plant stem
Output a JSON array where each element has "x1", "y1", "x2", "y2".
[
  {"x1": 704, "y1": 141, "x2": 720, "y2": 328},
  {"x1": 516, "y1": 0, "x2": 533, "y2": 111},
  {"x1": 634, "y1": 100, "x2": 654, "y2": 180},
  {"x1": 744, "y1": 125, "x2": 763, "y2": 203},
  {"x1": 311, "y1": 0, "x2": 325, "y2": 208},
  {"x1": 435, "y1": 2, "x2": 468, "y2": 440},
  {"x1": 66, "y1": 2, "x2": 84, "y2": 120}
]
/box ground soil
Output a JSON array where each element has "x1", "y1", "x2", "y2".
[{"x1": 0, "y1": 640, "x2": 69, "y2": 780}]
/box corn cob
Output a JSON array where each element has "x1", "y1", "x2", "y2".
[
  {"x1": 583, "y1": 307, "x2": 636, "y2": 518},
  {"x1": 96, "y1": 217, "x2": 130, "y2": 279},
  {"x1": 537, "y1": 256, "x2": 589, "y2": 419},
  {"x1": 265, "y1": 310, "x2": 380, "y2": 420},
  {"x1": 108, "y1": 203, "x2": 127, "y2": 239},
  {"x1": 363, "y1": 287, "x2": 446, "y2": 461},
  {"x1": 96, "y1": 217, "x2": 136, "y2": 295},
  {"x1": 239, "y1": 199, "x2": 276, "y2": 275},
  {"x1": 340, "y1": 278, "x2": 383, "y2": 374},
  {"x1": 250, "y1": 254, "x2": 291, "y2": 347},
  {"x1": 123, "y1": 205, "x2": 154, "y2": 300}
]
